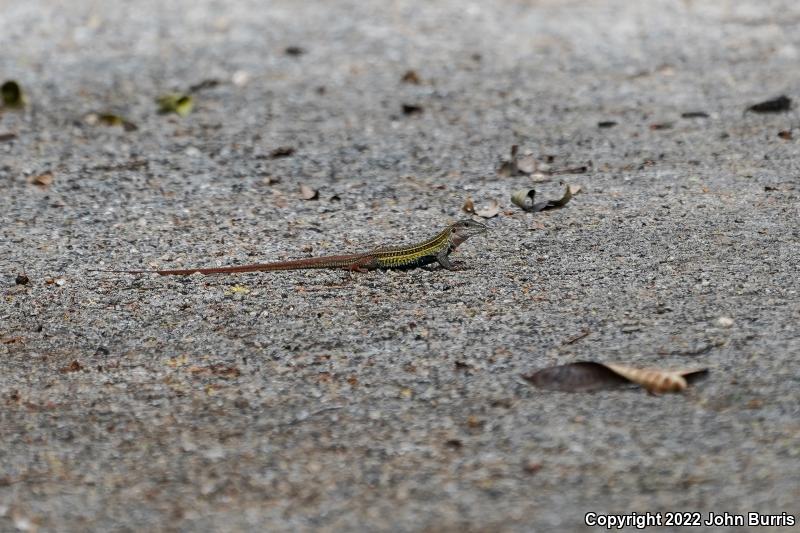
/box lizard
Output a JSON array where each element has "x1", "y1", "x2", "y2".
[{"x1": 93, "y1": 219, "x2": 487, "y2": 275}]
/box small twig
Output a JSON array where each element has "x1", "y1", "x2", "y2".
[
  {"x1": 285, "y1": 405, "x2": 344, "y2": 426},
  {"x1": 562, "y1": 329, "x2": 591, "y2": 345}
]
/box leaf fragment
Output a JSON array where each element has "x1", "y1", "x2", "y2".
[
  {"x1": 462, "y1": 197, "x2": 475, "y2": 214},
  {"x1": 188, "y1": 78, "x2": 221, "y2": 93},
  {"x1": 474, "y1": 199, "x2": 500, "y2": 218},
  {"x1": 401, "y1": 70, "x2": 421, "y2": 84},
  {"x1": 402, "y1": 103, "x2": 424, "y2": 115},
  {"x1": 747, "y1": 95, "x2": 791, "y2": 113},
  {"x1": 156, "y1": 93, "x2": 194, "y2": 116},
  {"x1": 1, "y1": 80, "x2": 25, "y2": 108},
  {"x1": 511, "y1": 185, "x2": 573, "y2": 212},
  {"x1": 85, "y1": 112, "x2": 138, "y2": 131},
  {"x1": 59, "y1": 360, "x2": 85, "y2": 373},
  {"x1": 29, "y1": 173, "x2": 54, "y2": 189},
  {"x1": 299, "y1": 184, "x2": 319, "y2": 200},
  {"x1": 270, "y1": 146, "x2": 295, "y2": 158},
  {"x1": 522, "y1": 361, "x2": 708, "y2": 394},
  {"x1": 189, "y1": 365, "x2": 241, "y2": 378}
]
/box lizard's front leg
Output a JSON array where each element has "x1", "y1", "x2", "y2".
[{"x1": 436, "y1": 249, "x2": 458, "y2": 270}]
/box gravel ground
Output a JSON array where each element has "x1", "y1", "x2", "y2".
[{"x1": 1, "y1": 0, "x2": 799, "y2": 531}]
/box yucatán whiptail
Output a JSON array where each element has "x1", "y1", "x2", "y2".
[{"x1": 93, "y1": 219, "x2": 487, "y2": 275}]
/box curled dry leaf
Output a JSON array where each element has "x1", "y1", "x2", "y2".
[
  {"x1": 511, "y1": 185, "x2": 573, "y2": 213},
  {"x1": 522, "y1": 361, "x2": 708, "y2": 394},
  {"x1": 1, "y1": 80, "x2": 25, "y2": 108},
  {"x1": 747, "y1": 95, "x2": 791, "y2": 114},
  {"x1": 299, "y1": 184, "x2": 319, "y2": 200},
  {"x1": 603, "y1": 364, "x2": 688, "y2": 393},
  {"x1": 474, "y1": 200, "x2": 500, "y2": 218},
  {"x1": 462, "y1": 197, "x2": 476, "y2": 214},
  {"x1": 156, "y1": 93, "x2": 194, "y2": 116}
]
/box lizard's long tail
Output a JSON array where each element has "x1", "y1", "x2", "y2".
[{"x1": 90, "y1": 253, "x2": 371, "y2": 275}]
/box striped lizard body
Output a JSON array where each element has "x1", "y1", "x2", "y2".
[{"x1": 93, "y1": 219, "x2": 487, "y2": 276}]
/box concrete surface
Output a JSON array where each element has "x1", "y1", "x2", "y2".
[{"x1": 1, "y1": 0, "x2": 799, "y2": 531}]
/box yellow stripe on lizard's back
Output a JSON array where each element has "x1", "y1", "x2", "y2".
[{"x1": 374, "y1": 227, "x2": 452, "y2": 268}]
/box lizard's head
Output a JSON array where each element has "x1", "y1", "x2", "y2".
[{"x1": 450, "y1": 219, "x2": 488, "y2": 246}]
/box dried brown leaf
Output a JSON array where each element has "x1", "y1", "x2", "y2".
[
  {"x1": 462, "y1": 197, "x2": 476, "y2": 214},
  {"x1": 59, "y1": 360, "x2": 85, "y2": 374},
  {"x1": 189, "y1": 365, "x2": 241, "y2": 378},
  {"x1": 29, "y1": 173, "x2": 54, "y2": 189},
  {"x1": 603, "y1": 364, "x2": 686, "y2": 393},
  {"x1": 401, "y1": 70, "x2": 421, "y2": 84},
  {"x1": 511, "y1": 185, "x2": 573, "y2": 213},
  {"x1": 270, "y1": 146, "x2": 295, "y2": 158}
]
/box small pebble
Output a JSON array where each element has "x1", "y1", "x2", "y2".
[{"x1": 716, "y1": 316, "x2": 735, "y2": 328}]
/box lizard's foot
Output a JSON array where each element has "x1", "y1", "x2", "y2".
[{"x1": 443, "y1": 261, "x2": 469, "y2": 271}]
